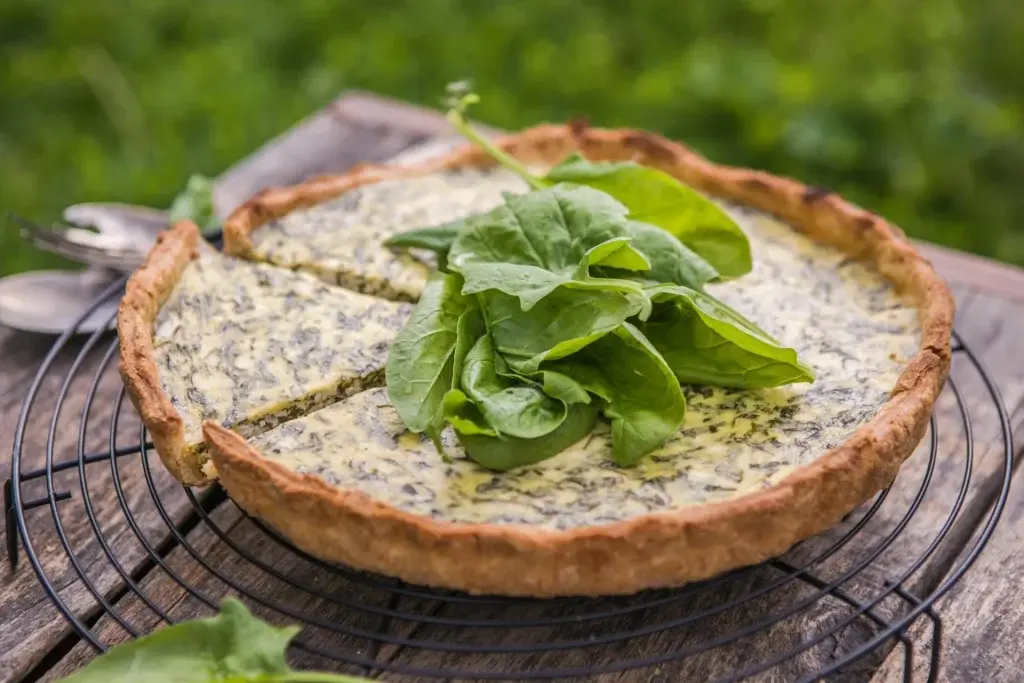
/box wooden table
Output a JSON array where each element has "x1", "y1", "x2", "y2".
[{"x1": 2, "y1": 91, "x2": 1023, "y2": 683}]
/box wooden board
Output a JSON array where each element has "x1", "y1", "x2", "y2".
[{"x1": 4, "y1": 90, "x2": 1024, "y2": 683}]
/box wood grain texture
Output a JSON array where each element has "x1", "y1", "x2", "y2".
[{"x1": 4, "y1": 90, "x2": 1024, "y2": 683}]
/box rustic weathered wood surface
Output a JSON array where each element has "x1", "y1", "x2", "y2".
[{"x1": 2, "y1": 91, "x2": 1022, "y2": 683}]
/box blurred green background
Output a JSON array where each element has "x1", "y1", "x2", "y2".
[{"x1": 3, "y1": 0, "x2": 1023, "y2": 276}]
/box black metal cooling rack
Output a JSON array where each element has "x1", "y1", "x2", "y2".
[{"x1": 5, "y1": 278, "x2": 1014, "y2": 683}]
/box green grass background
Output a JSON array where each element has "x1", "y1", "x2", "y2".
[{"x1": 3, "y1": 0, "x2": 1023, "y2": 276}]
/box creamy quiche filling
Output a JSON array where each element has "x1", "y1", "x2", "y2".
[
  {"x1": 153, "y1": 247, "x2": 413, "y2": 451},
  {"x1": 240, "y1": 177, "x2": 920, "y2": 530},
  {"x1": 247, "y1": 168, "x2": 530, "y2": 301}
]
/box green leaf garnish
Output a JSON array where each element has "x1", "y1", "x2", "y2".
[
  {"x1": 545, "y1": 323, "x2": 686, "y2": 466},
  {"x1": 454, "y1": 399, "x2": 600, "y2": 472},
  {"x1": 384, "y1": 222, "x2": 461, "y2": 271},
  {"x1": 382, "y1": 84, "x2": 813, "y2": 471},
  {"x1": 62, "y1": 598, "x2": 372, "y2": 683},
  {"x1": 445, "y1": 82, "x2": 546, "y2": 191},
  {"x1": 460, "y1": 333, "x2": 571, "y2": 439},
  {"x1": 485, "y1": 286, "x2": 643, "y2": 373},
  {"x1": 385, "y1": 271, "x2": 469, "y2": 448},
  {"x1": 447, "y1": 185, "x2": 652, "y2": 311},
  {"x1": 601, "y1": 220, "x2": 719, "y2": 289},
  {"x1": 642, "y1": 285, "x2": 816, "y2": 388},
  {"x1": 168, "y1": 173, "x2": 218, "y2": 233},
  {"x1": 547, "y1": 153, "x2": 752, "y2": 278}
]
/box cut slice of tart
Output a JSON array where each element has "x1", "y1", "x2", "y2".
[
  {"x1": 117, "y1": 220, "x2": 413, "y2": 486},
  {"x1": 202, "y1": 123, "x2": 953, "y2": 596},
  {"x1": 223, "y1": 166, "x2": 529, "y2": 301}
]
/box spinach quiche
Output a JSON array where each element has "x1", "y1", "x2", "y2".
[
  {"x1": 120, "y1": 122, "x2": 953, "y2": 596},
  {"x1": 117, "y1": 225, "x2": 413, "y2": 485}
]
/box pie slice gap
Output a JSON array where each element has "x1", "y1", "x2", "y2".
[
  {"x1": 224, "y1": 166, "x2": 529, "y2": 301},
  {"x1": 117, "y1": 220, "x2": 413, "y2": 485},
  {"x1": 200, "y1": 124, "x2": 953, "y2": 596}
]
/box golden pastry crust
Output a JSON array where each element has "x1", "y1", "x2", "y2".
[
  {"x1": 205, "y1": 123, "x2": 954, "y2": 597},
  {"x1": 117, "y1": 220, "x2": 210, "y2": 485}
]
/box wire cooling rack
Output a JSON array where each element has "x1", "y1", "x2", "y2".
[{"x1": 5, "y1": 275, "x2": 1013, "y2": 682}]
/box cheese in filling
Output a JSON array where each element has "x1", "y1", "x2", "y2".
[
  {"x1": 153, "y1": 248, "x2": 412, "y2": 451},
  {"x1": 239, "y1": 174, "x2": 921, "y2": 530},
  {"x1": 247, "y1": 168, "x2": 530, "y2": 301}
]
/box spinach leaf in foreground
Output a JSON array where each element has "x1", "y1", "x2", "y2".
[
  {"x1": 547, "y1": 153, "x2": 752, "y2": 278},
  {"x1": 168, "y1": 174, "x2": 219, "y2": 234},
  {"x1": 385, "y1": 272, "x2": 469, "y2": 446},
  {"x1": 546, "y1": 324, "x2": 686, "y2": 466},
  {"x1": 641, "y1": 285, "x2": 815, "y2": 388},
  {"x1": 62, "y1": 598, "x2": 373, "y2": 683},
  {"x1": 483, "y1": 286, "x2": 644, "y2": 374}
]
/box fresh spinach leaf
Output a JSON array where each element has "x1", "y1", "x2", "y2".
[
  {"x1": 442, "y1": 388, "x2": 499, "y2": 437},
  {"x1": 580, "y1": 235, "x2": 651, "y2": 271},
  {"x1": 461, "y1": 334, "x2": 569, "y2": 439},
  {"x1": 385, "y1": 272, "x2": 469, "y2": 444},
  {"x1": 168, "y1": 174, "x2": 219, "y2": 234},
  {"x1": 547, "y1": 153, "x2": 752, "y2": 278},
  {"x1": 382, "y1": 85, "x2": 815, "y2": 471},
  {"x1": 384, "y1": 222, "x2": 461, "y2": 271},
  {"x1": 593, "y1": 221, "x2": 719, "y2": 290},
  {"x1": 547, "y1": 323, "x2": 686, "y2": 466},
  {"x1": 451, "y1": 301, "x2": 485, "y2": 391},
  {"x1": 442, "y1": 359, "x2": 599, "y2": 472},
  {"x1": 456, "y1": 261, "x2": 570, "y2": 311},
  {"x1": 641, "y1": 285, "x2": 815, "y2": 388},
  {"x1": 483, "y1": 286, "x2": 644, "y2": 374},
  {"x1": 62, "y1": 598, "x2": 372, "y2": 683},
  {"x1": 442, "y1": 87, "x2": 750, "y2": 279},
  {"x1": 384, "y1": 222, "x2": 460, "y2": 255},
  {"x1": 448, "y1": 185, "x2": 652, "y2": 309},
  {"x1": 456, "y1": 401, "x2": 600, "y2": 471},
  {"x1": 448, "y1": 184, "x2": 630, "y2": 273},
  {"x1": 534, "y1": 367, "x2": 594, "y2": 406}
]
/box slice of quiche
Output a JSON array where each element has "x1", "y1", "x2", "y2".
[
  {"x1": 118, "y1": 221, "x2": 413, "y2": 485},
  {"x1": 194, "y1": 123, "x2": 953, "y2": 597}
]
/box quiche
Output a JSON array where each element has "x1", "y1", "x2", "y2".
[
  {"x1": 117, "y1": 225, "x2": 413, "y2": 485},
  {"x1": 122, "y1": 123, "x2": 952, "y2": 596}
]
